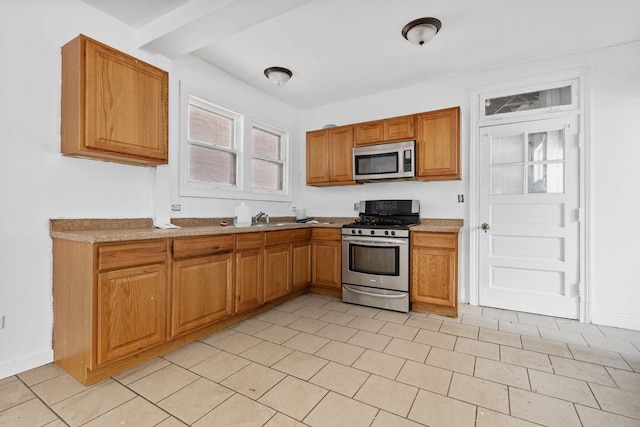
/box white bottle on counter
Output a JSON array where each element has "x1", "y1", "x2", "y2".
[{"x1": 233, "y1": 202, "x2": 252, "y2": 227}]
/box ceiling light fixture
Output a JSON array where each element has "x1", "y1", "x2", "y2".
[
  {"x1": 264, "y1": 67, "x2": 293, "y2": 86},
  {"x1": 402, "y1": 17, "x2": 442, "y2": 46}
]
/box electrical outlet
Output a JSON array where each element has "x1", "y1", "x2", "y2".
[
  {"x1": 457, "y1": 194, "x2": 465, "y2": 203},
  {"x1": 354, "y1": 202, "x2": 359, "y2": 211},
  {"x1": 171, "y1": 204, "x2": 182, "y2": 211}
]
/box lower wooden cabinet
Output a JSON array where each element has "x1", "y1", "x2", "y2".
[
  {"x1": 53, "y1": 238, "x2": 170, "y2": 385},
  {"x1": 234, "y1": 232, "x2": 265, "y2": 314},
  {"x1": 311, "y1": 228, "x2": 342, "y2": 297},
  {"x1": 170, "y1": 252, "x2": 233, "y2": 339},
  {"x1": 410, "y1": 231, "x2": 459, "y2": 317},
  {"x1": 264, "y1": 229, "x2": 311, "y2": 302},
  {"x1": 170, "y1": 235, "x2": 234, "y2": 339},
  {"x1": 97, "y1": 263, "x2": 167, "y2": 366}
]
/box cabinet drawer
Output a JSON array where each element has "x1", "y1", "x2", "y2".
[
  {"x1": 312, "y1": 228, "x2": 341, "y2": 241},
  {"x1": 236, "y1": 232, "x2": 265, "y2": 250},
  {"x1": 98, "y1": 240, "x2": 167, "y2": 271},
  {"x1": 266, "y1": 229, "x2": 312, "y2": 246},
  {"x1": 172, "y1": 235, "x2": 234, "y2": 259},
  {"x1": 411, "y1": 232, "x2": 457, "y2": 249}
]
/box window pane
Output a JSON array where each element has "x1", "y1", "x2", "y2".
[
  {"x1": 528, "y1": 130, "x2": 564, "y2": 162},
  {"x1": 189, "y1": 145, "x2": 236, "y2": 185},
  {"x1": 188, "y1": 105, "x2": 233, "y2": 148},
  {"x1": 528, "y1": 163, "x2": 564, "y2": 194},
  {"x1": 253, "y1": 128, "x2": 281, "y2": 161},
  {"x1": 491, "y1": 134, "x2": 523, "y2": 164},
  {"x1": 485, "y1": 85, "x2": 572, "y2": 116},
  {"x1": 252, "y1": 159, "x2": 282, "y2": 190},
  {"x1": 491, "y1": 164, "x2": 523, "y2": 195}
]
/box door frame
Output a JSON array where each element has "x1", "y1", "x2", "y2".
[{"x1": 469, "y1": 70, "x2": 591, "y2": 322}]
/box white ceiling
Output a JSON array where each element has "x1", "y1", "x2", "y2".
[{"x1": 83, "y1": 0, "x2": 640, "y2": 108}]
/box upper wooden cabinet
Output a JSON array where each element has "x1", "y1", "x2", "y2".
[
  {"x1": 61, "y1": 34, "x2": 169, "y2": 166},
  {"x1": 415, "y1": 107, "x2": 461, "y2": 180},
  {"x1": 355, "y1": 115, "x2": 415, "y2": 146},
  {"x1": 306, "y1": 125, "x2": 357, "y2": 186}
]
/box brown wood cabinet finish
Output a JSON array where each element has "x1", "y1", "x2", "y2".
[
  {"x1": 415, "y1": 107, "x2": 461, "y2": 180},
  {"x1": 355, "y1": 115, "x2": 415, "y2": 146},
  {"x1": 53, "y1": 238, "x2": 171, "y2": 384},
  {"x1": 170, "y1": 235, "x2": 234, "y2": 338},
  {"x1": 61, "y1": 34, "x2": 168, "y2": 166},
  {"x1": 310, "y1": 228, "x2": 342, "y2": 297},
  {"x1": 306, "y1": 126, "x2": 357, "y2": 186},
  {"x1": 234, "y1": 232, "x2": 265, "y2": 313},
  {"x1": 410, "y1": 231, "x2": 458, "y2": 317}
]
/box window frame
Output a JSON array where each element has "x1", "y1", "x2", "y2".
[
  {"x1": 251, "y1": 120, "x2": 289, "y2": 196},
  {"x1": 179, "y1": 91, "x2": 292, "y2": 202}
]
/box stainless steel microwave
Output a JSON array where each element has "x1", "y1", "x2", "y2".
[{"x1": 353, "y1": 140, "x2": 415, "y2": 181}]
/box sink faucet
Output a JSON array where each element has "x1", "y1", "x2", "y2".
[{"x1": 254, "y1": 211, "x2": 268, "y2": 223}]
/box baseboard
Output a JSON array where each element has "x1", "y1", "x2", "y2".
[
  {"x1": 0, "y1": 349, "x2": 53, "y2": 380},
  {"x1": 591, "y1": 312, "x2": 640, "y2": 332}
]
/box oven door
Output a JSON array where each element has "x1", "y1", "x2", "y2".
[{"x1": 341, "y1": 235, "x2": 409, "y2": 291}]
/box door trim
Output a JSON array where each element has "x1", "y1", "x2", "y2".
[{"x1": 469, "y1": 69, "x2": 591, "y2": 322}]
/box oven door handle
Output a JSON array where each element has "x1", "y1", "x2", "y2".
[
  {"x1": 342, "y1": 237, "x2": 408, "y2": 246},
  {"x1": 343, "y1": 285, "x2": 408, "y2": 299}
]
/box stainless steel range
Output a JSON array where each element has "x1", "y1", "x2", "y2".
[{"x1": 342, "y1": 200, "x2": 420, "y2": 312}]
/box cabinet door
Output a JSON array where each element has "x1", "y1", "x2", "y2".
[
  {"x1": 385, "y1": 115, "x2": 415, "y2": 141},
  {"x1": 235, "y1": 248, "x2": 264, "y2": 313},
  {"x1": 328, "y1": 126, "x2": 355, "y2": 183},
  {"x1": 415, "y1": 107, "x2": 460, "y2": 180},
  {"x1": 292, "y1": 241, "x2": 311, "y2": 291},
  {"x1": 306, "y1": 130, "x2": 330, "y2": 184},
  {"x1": 264, "y1": 244, "x2": 292, "y2": 302},
  {"x1": 170, "y1": 253, "x2": 233, "y2": 338},
  {"x1": 61, "y1": 35, "x2": 168, "y2": 166},
  {"x1": 311, "y1": 239, "x2": 341, "y2": 289},
  {"x1": 355, "y1": 120, "x2": 384, "y2": 145},
  {"x1": 97, "y1": 263, "x2": 166, "y2": 365},
  {"x1": 410, "y1": 232, "x2": 458, "y2": 317}
]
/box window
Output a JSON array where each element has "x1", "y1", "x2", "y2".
[
  {"x1": 252, "y1": 123, "x2": 287, "y2": 192},
  {"x1": 186, "y1": 96, "x2": 242, "y2": 188},
  {"x1": 479, "y1": 79, "x2": 579, "y2": 122},
  {"x1": 180, "y1": 93, "x2": 291, "y2": 201}
]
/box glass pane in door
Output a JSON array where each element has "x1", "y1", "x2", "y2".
[
  {"x1": 528, "y1": 163, "x2": 564, "y2": 193},
  {"x1": 491, "y1": 134, "x2": 523, "y2": 164},
  {"x1": 491, "y1": 165, "x2": 523, "y2": 195},
  {"x1": 528, "y1": 130, "x2": 564, "y2": 161}
]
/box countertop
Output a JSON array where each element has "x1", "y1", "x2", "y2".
[{"x1": 50, "y1": 217, "x2": 464, "y2": 243}]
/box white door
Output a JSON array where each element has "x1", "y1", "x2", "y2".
[{"x1": 479, "y1": 116, "x2": 580, "y2": 319}]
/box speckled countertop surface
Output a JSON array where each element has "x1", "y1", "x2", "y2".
[{"x1": 50, "y1": 217, "x2": 463, "y2": 243}]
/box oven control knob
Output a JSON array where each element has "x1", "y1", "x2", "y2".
[
  {"x1": 351, "y1": 229, "x2": 356, "y2": 234},
  {"x1": 370, "y1": 230, "x2": 375, "y2": 235},
  {"x1": 358, "y1": 230, "x2": 363, "y2": 235},
  {"x1": 384, "y1": 230, "x2": 389, "y2": 235},
  {"x1": 391, "y1": 231, "x2": 396, "y2": 236}
]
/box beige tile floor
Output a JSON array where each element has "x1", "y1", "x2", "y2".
[{"x1": 1, "y1": 294, "x2": 640, "y2": 426}]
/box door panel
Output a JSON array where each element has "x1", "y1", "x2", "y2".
[{"x1": 479, "y1": 116, "x2": 580, "y2": 319}]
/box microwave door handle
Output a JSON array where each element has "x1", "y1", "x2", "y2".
[
  {"x1": 343, "y1": 237, "x2": 408, "y2": 246},
  {"x1": 343, "y1": 285, "x2": 407, "y2": 299}
]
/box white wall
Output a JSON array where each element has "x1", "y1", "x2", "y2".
[
  {"x1": 299, "y1": 41, "x2": 640, "y2": 331},
  {"x1": 1, "y1": 0, "x2": 638, "y2": 380}
]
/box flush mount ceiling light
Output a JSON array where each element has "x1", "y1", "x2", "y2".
[
  {"x1": 402, "y1": 17, "x2": 442, "y2": 46},
  {"x1": 264, "y1": 67, "x2": 293, "y2": 86}
]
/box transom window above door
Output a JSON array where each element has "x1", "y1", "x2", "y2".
[{"x1": 479, "y1": 79, "x2": 579, "y2": 122}]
